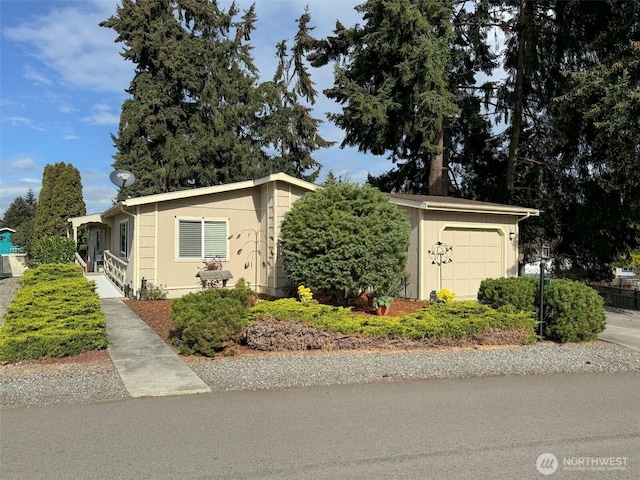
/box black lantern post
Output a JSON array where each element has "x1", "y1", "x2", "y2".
[{"x1": 538, "y1": 244, "x2": 550, "y2": 340}]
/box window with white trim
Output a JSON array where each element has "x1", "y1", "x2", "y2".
[
  {"x1": 119, "y1": 220, "x2": 129, "y2": 258},
  {"x1": 178, "y1": 219, "x2": 228, "y2": 260}
]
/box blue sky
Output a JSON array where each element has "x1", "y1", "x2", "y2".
[{"x1": 1, "y1": 0, "x2": 398, "y2": 215}]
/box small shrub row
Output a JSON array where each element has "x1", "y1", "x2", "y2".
[
  {"x1": 0, "y1": 264, "x2": 107, "y2": 363},
  {"x1": 478, "y1": 277, "x2": 606, "y2": 343},
  {"x1": 248, "y1": 299, "x2": 537, "y2": 341},
  {"x1": 171, "y1": 280, "x2": 253, "y2": 356}
]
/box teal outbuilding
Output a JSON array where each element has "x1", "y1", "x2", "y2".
[{"x1": 0, "y1": 228, "x2": 22, "y2": 255}]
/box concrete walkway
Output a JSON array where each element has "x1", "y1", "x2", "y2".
[
  {"x1": 86, "y1": 273, "x2": 123, "y2": 298},
  {"x1": 90, "y1": 273, "x2": 210, "y2": 398},
  {"x1": 600, "y1": 309, "x2": 640, "y2": 353}
]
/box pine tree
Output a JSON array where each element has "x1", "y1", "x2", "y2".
[
  {"x1": 32, "y1": 163, "x2": 86, "y2": 239},
  {"x1": 258, "y1": 9, "x2": 334, "y2": 182},
  {"x1": 543, "y1": 1, "x2": 640, "y2": 277},
  {"x1": 457, "y1": 0, "x2": 640, "y2": 278},
  {"x1": 101, "y1": 0, "x2": 267, "y2": 199},
  {"x1": 307, "y1": 0, "x2": 458, "y2": 195},
  {"x1": 0, "y1": 189, "x2": 36, "y2": 230}
]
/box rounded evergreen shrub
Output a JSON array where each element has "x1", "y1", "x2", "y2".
[
  {"x1": 171, "y1": 281, "x2": 253, "y2": 356},
  {"x1": 478, "y1": 277, "x2": 538, "y2": 311},
  {"x1": 544, "y1": 280, "x2": 606, "y2": 343},
  {"x1": 20, "y1": 263, "x2": 84, "y2": 286},
  {"x1": 30, "y1": 236, "x2": 77, "y2": 267},
  {"x1": 279, "y1": 183, "x2": 410, "y2": 302},
  {"x1": 478, "y1": 276, "x2": 606, "y2": 342}
]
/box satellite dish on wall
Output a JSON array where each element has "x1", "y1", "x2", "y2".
[{"x1": 109, "y1": 169, "x2": 136, "y2": 188}]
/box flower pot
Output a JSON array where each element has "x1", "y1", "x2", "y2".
[{"x1": 375, "y1": 305, "x2": 390, "y2": 316}]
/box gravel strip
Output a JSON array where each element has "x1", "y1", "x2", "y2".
[
  {"x1": 1, "y1": 361, "x2": 129, "y2": 408},
  {"x1": 187, "y1": 341, "x2": 640, "y2": 392},
  {"x1": 0, "y1": 275, "x2": 128, "y2": 408},
  {"x1": 0, "y1": 276, "x2": 21, "y2": 325}
]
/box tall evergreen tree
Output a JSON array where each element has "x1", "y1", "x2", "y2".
[
  {"x1": 101, "y1": 0, "x2": 266, "y2": 199},
  {"x1": 258, "y1": 9, "x2": 334, "y2": 182},
  {"x1": 1, "y1": 189, "x2": 37, "y2": 252},
  {"x1": 0, "y1": 189, "x2": 36, "y2": 229},
  {"x1": 33, "y1": 163, "x2": 86, "y2": 239},
  {"x1": 543, "y1": 1, "x2": 640, "y2": 277},
  {"x1": 457, "y1": 0, "x2": 640, "y2": 277},
  {"x1": 307, "y1": 0, "x2": 458, "y2": 195}
]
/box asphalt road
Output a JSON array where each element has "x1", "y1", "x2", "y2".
[{"x1": 2, "y1": 372, "x2": 639, "y2": 479}]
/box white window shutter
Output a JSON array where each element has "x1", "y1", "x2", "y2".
[{"x1": 179, "y1": 220, "x2": 202, "y2": 257}]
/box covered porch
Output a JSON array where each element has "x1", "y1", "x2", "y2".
[{"x1": 68, "y1": 214, "x2": 129, "y2": 296}]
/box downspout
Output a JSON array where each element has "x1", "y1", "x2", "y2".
[
  {"x1": 119, "y1": 204, "x2": 136, "y2": 294},
  {"x1": 515, "y1": 212, "x2": 531, "y2": 276}
]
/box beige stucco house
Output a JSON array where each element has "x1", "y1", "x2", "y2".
[{"x1": 68, "y1": 172, "x2": 538, "y2": 300}]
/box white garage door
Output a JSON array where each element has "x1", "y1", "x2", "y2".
[{"x1": 440, "y1": 228, "x2": 503, "y2": 299}]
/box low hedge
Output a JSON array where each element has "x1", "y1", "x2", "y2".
[
  {"x1": 171, "y1": 281, "x2": 253, "y2": 356},
  {"x1": 478, "y1": 277, "x2": 606, "y2": 343},
  {"x1": 248, "y1": 299, "x2": 537, "y2": 341},
  {"x1": 0, "y1": 267, "x2": 107, "y2": 363},
  {"x1": 20, "y1": 263, "x2": 84, "y2": 286}
]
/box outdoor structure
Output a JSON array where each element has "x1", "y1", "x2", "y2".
[
  {"x1": 388, "y1": 195, "x2": 539, "y2": 299},
  {"x1": 0, "y1": 228, "x2": 27, "y2": 277},
  {"x1": 67, "y1": 173, "x2": 539, "y2": 300},
  {"x1": 68, "y1": 173, "x2": 317, "y2": 298},
  {"x1": 0, "y1": 228, "x2": 22, "y2": 255}
]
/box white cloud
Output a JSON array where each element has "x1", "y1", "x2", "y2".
[
  {"x1": 83, "y1": 104, "x2": 119, "y2": 126},
  {"x1": 6, "y1": 157, "x2": 38, "y2": 172},
  {"x1": 4, "y1": 116, "x2": 45, "y2": 131},
  {"x1": 79, "y1": 167, "x2": 118, "y2": 213},
  {"x1": 23, "y1": 64, "x2": 52, "y2": 85},
  {"x1": 0, "y1": 179, "x2": 41, "y2": 214},
  {"x1": 62, "y1": 134, "x2": 79, "y2": 141},
  {"x1": 4, "y1": 1, "x2": 132, "y2": 94}
]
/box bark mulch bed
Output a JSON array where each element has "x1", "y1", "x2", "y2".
[{"x1": 124, "y1": 297, "x2": 532, "y2": 356}]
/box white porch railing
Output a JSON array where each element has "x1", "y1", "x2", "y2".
[
  {"x1": 104, "y1": 250, "x2": 127, "y2": 293},
  {"x1": 74, "y1": 252, "x2": 87, "y2": 272}
]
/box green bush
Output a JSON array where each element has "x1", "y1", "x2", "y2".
[
  {"x1": 141, "y1": 283, "x2": 167, "y2": 300},
  {"x1": 20, "y1": 263, "x2": 84, "y2": 286},
  {"x1": 248, "y1": 299, "x2": 537, "y2": 341},
  {"x1": 544, "y1": 280, "x2": 606, "y2": 342},
  {"x1": 478, "y1": 277, "x2": 538, "y2": 311},
  {"x1": 30, "y1": 236, "x2": 77, "y2": 267},
  {"x1": 279, "y1": 183, "x2": 410, "y2": 302},
  {"x1": 478, "y1": 277, "x2": 606, "y2": 343},
  {"x1": 171, "y1": 281, "x2": 253, "y2": 356},
  {"x1": 0, "y1": 273, "x2": 107, "y2": 363}
]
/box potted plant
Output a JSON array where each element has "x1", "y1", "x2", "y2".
[{"x1": 372, "y1": 294, "x2": 393, "y2": 316}]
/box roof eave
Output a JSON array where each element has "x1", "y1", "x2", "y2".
[
  {"x1": 388, "y1": 197, "x2": 539, "y2": 217},
  {"x1": 110, "y1": 173, "x2": 318, "y2": 209}
]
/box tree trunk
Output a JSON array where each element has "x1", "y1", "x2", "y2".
[
  {"x1": 428, "y1": 129, "x2": 448, "y2": 196},
  {"x1": 506, "y1": 0, "x2": 528, "y2": 197}
]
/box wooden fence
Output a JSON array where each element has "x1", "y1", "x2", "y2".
[{"x1": 591, "y1": 285, "x2": 640, "y2": 310}]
